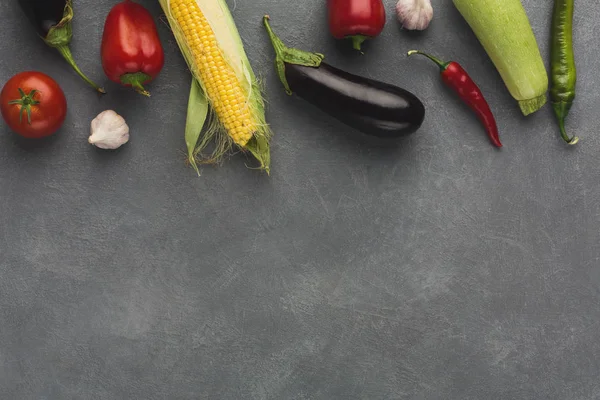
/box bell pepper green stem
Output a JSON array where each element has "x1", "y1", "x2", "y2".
[
  {"x1": 120, "y1": 72, "x2": 152, "y2": 97},
  {"x1": 350, "y1": 35, "x2": 368, "y2": 52}
]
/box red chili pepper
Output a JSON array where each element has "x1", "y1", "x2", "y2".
[
  {"x1": 327, "y1": 0, "x2": 386, "y2": 51},
  {"x1": 101, "y1": 0, "x2": 165, "y2": 97},
  {"x1": 408, "y1": 50, "x2": 502, "y2": 148}
]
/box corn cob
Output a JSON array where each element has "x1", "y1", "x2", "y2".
[{"x1": 159, "y1": 0, "x2": 271, "y2": 173}]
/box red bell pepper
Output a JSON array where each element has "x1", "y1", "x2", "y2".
[
  {"x1": 327, "y1": 0, "x2": 386, "y2": 51},
  {"x1": 101, "y1": 0, "x2": 164, "y2": 97}
]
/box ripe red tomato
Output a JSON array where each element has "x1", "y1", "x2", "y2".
[{"x1": 1, "y1": 71, "x2": 67, "y2": 138}]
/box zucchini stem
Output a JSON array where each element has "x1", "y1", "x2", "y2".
[{"x1": 519, "y1": 95, "x2": 547, "y2": 116}]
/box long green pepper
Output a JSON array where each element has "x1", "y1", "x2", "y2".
[{"x1": 550, "y1": 0, "x2": 579, "y2": 145}]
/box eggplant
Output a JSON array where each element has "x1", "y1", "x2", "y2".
[
  {"x1": 18, "y1": 0, "x2": 105, "y2": 93},
  {"x1": 263, "y1": 16, "x2": 425, "y2": 138}
]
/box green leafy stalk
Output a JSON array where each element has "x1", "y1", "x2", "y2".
[
  {"x1": 44, "y1": 0, "x2": 105, "y2": 93},
  {"x1": 185, "y1": 80, "x2": 209, "y2": 175}
]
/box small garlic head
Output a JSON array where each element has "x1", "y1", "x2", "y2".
[
  {"x1": 396, "y1": 0, "x2": 433, "y2": 31},
  {"x1": 89, "y1": 110, "x2": 130, "y2": 150}
]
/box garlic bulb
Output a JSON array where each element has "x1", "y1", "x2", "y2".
[
  {"x1": 396, "y1": 0, "x2": 433, "y2": 31},
  {"x1": 89, "y1": 110, "x2": 130, "y2": 150}
]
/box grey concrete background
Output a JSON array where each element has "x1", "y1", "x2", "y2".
[{"x1": 1, "y1": 0, "x2": 599, "y2": 398}]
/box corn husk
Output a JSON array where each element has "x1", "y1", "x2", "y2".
[{"x1": 159, "y1": 0, "x2": 272, "y2": 174}]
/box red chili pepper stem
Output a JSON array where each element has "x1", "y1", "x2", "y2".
[
  {"x1": 407, "y1": 50, "x2": 450, "y2": 71},
  {"x1": 407, "y1": 49, "x2": 502, "y2": 148},
  {"x1": 120, "y1": 72, "x2": 152, "y2": 97}
]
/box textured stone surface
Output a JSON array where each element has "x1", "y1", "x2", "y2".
[{"x1": 1, "y1": 0, "x2": 600, "y2": 399}]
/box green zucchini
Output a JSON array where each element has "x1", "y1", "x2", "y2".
[{"x1": 453, "y1": 0, "x2": 548, "y2": 116}]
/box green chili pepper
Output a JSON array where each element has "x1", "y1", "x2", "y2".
[{"x1": 550, "y1": 0, "x2": 579, "y2": 145}]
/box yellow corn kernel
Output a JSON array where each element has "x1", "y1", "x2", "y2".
[{"x1": 170, "y1": 0, "x2": 256, "y2": 147}]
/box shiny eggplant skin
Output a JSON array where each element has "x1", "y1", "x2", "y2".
[
  {"x1": 285, "y1": 62, "x2": 425, "y2": 138},
  {"x1": 18, "y1": 0, "x2": 67, "y2": 37}
]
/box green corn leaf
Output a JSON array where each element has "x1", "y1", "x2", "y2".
[
  {"x1": 185, "y1": 79, "x2": 209, "y2": 176},
  {"x1": 159, "y1": 0, "x2": 272, "y2": 173}
]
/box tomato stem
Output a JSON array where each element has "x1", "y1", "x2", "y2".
[{"x1": 8, "y1": 88, "x2": 41, "y2": 125}]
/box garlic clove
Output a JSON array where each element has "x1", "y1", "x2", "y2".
[
  {"x1": 89, "y1": 110, "x2": 130, "y2": 150},
  {"x1": 396, "y1": 0, "x2": 433, "y2": 31}
]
